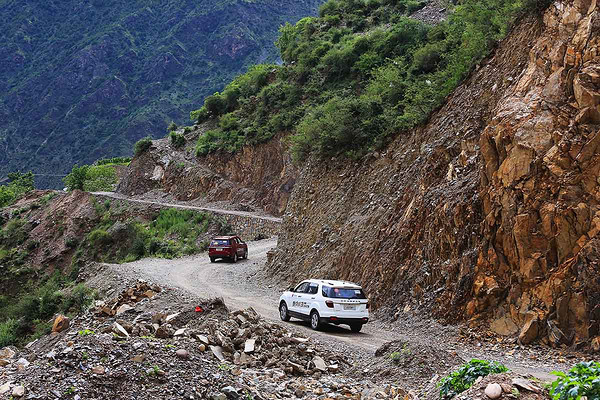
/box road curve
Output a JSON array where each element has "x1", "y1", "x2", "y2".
[
  {"x1": 91, "y1": 192, "x2": 282, "y2": 223},
  {"x1": 107, "y1": 239, "x2": 558, "y2": 381}
]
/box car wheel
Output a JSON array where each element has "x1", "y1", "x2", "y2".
[
  {"x1": 210, "y1": 257, "x2": 215, "y2": 263},
  {"x1": 231, "y1": 253, "x2": 237, "y2": 263},
  {"x1": 243, "y1": 250, "x2": 248, "y2": 259},
  {"x1": 279, "y1": 302, "x2": 290, "y2": 322},
  {"x1": 310, "y1": 310, "x2": 321, "y2": 331},
  {"x1": 350, "y1": 323, "x2": 363, "y2": 333}
]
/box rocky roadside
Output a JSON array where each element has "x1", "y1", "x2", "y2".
[{"x1": 0, "y1": 280, "x2": 406, "y2": 400}]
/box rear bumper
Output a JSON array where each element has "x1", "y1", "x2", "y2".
[
  {"x1": 321, "y1": 316, "x2": 369, "y2": 325},
  {"x1": 208, "y1": 250, "x2": 234, "y2": 257}
]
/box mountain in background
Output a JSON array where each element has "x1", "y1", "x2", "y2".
[{"x1": 0, "y1": 0, "x2": 323, "y2": 188}]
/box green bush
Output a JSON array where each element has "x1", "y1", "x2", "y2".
[
  {"x1": 134, "y1": 137, "x2": 153, "y2": 156},
  {"x1": 169, "y1": 131, "x2": 186, "y2": 148},
  {"x1": 438, "y1": 359, "x2": 509, "y2": 399},
  {"x1": 0, "y1": 319, "x2": 18, "y2": 347},
  {"x1": 63, "y1": 164, "x2": 89, "y2": 191},
  {"x1": 550, "y1": 361, "x2": 600, "y2": 400},
  {"x1": 88, "y1": 229, "x2": 111, "y2": 246},
  {"x1": 167, "y1": 121, "x2": 178, "y2": 132},
  {"x1": 0, "y1": 172, "x2": 35, "y2": 207},
  {"x1": 290, "y1": 95, "x2": 384, "y2": 161},
  {"x1": 62, "y1": 283, "x2": 96, "y2": 313}
]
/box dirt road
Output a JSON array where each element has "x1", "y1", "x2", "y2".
[
  {"x1": 108, "y1": 238, "x2": 564, "y2": 382},
  {"x1": 92, "y1": 191, "x2": 282, "y2": 222}
]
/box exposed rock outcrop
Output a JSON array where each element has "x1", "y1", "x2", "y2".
[
  {"x1": 117, "y1": 129, "x2": 296, "y2": 216},
  {"x1": 267, "y1": 0, "x2": 600, "y2": 348}
]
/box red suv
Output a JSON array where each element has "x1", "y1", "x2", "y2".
[{"x1": 208, "y1": 236, "x2": 248, "y2": 263}]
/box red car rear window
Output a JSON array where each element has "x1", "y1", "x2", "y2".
[{"x1": 211, "y1": 239, "x2": 230, "y2": 246}]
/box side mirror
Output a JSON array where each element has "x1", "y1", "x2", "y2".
[{"x1": 288, "y1": 286, "x2": 295, "y2": 292}]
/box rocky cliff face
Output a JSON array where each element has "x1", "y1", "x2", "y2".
[
  {"x1": 267, "y1": 0, "x2": 600, "y2": 348},
  {"x1": 117, "y1": 127, "x2": 296, "y2": 216}
]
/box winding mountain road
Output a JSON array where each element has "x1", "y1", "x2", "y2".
[
  {"x1": 107, "y1": 236, "x2": 560, "y2": 381},
  {"x1": 91, "y1": 191, "x2": 282, "y2": 223}
]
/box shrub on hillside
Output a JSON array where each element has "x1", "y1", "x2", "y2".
[
  {"x1": 0, "y1": 319, "x2": 18, "y2": 348},
  {"x1": 63, "y1": 164, "x2": 89, "y2": 191},
  {"x1": 169, "y1": 131, "x2": 185, "y2": 148},
  {"x1": 134, "y1": 137, "x2": 153, "y2": 156},
  {"x1": 184, "y1": 0, "x2": 545, "y2": 160},
  {"x1": 0, "y1": 172, "x2": 34, "y2": 208},
  {"x1": 167, "y1": 121, "x2": 178, "y2": 132}
]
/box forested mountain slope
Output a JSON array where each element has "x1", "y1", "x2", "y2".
[{"x1": 0, "y1": 0, "x2": 323, "y2": 188}]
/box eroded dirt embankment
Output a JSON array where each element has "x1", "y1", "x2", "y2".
[
  {"x1": 267, "y1": 0, "x2": 600, "y2": 349},
  {"x1": 117, "y1": 129, "x2": 296, "y2": 217}
]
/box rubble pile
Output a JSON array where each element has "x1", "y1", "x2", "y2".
[
  {"x1": 94, "y1": 281, "x2": 162, "y2": 317},
  {"x1": 0, "y1": 282, "x2": 406, "y2": 399}
]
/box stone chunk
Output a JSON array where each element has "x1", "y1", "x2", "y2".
[
  {"x1": 312, "y1": 356, "x2": 327, "y2": 372},
  {"x1": 12, "y1": 385, "x2": 25, "y2": 398},
  {"x1": 512, "y1": 378, "x2": 541, "y2": 393},
  {"x1": 484, "y1": 383, "x2": 502, "y2": 399},
  {"x1": 112, "y1": 322, "x2": 130, "y2": 338},
  {"x1": 176, "y1": 349, "x2": 190, "y2": 359},
  {"x1": 244, "y1": 339, "x2": 255, "y2": 353},
  {"x1": 210, "y1": 346, "x2": 225, "y2": 361},
  {"x1": 518, "y1": 314, "x2": 539, "y2": 344},
  {"x1": 52, "y1": 315, "x2": 70, "y2": 333}
]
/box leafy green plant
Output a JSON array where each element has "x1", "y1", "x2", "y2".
[
  {"x1": 549, "y1": 361, "x2": 600, "y2": 400},
  {"x1": 134, "y1": 137, "x2": 153, "y2": 156},
  {"x1": 438, "y1": 359, "x2": 509, "y2": 399},
  {"x1": 0, "y1": 172, "x2": 34, "y2": 208},
  {"x1": 169, "y1": 131, "x2": 185, "y2": 148},
  {"x1": 167, "y1": 121, "x2": 178, "y2": 132},
  {"x1": 0, "y1": 319, "x2": 18, "y2": 348},
  {"x1": 63, "y1": 165, "x2": 90, "y2": 191},
  {"x1": 78, "y1": 329, "x2": 95, "y2": 336}
]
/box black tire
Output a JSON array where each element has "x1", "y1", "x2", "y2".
[
  {"x1": 243, "y1": 250, "x2": 248, "y2": 260},
  {"x1": 231, "y1": 253, "x2": 237, "y2": 263},
  {"x1": 210, "y1": 257, "x2": 215, "y2": 263},
  {"x1": 279, "y1": 302, "x2": 290, "y2": 322},
  {"x1": 350, "y1": 323, "x2": 363, "y2": 333},
  {"x1": 310, "y1": 310, "x2": 321, "y2": 331}
]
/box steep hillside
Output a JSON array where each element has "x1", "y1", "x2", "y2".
[
  {"x1": 117, "y1": 124, "x2": 295, "y2": 216},
  {"x1": 0, "y1": 0, "x2": 323, "y2": 188},
  {"x1": 268, "y1": 0, "x2": 600, "y2": 348}
]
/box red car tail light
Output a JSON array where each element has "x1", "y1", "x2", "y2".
[{"x1": 325, "y1": 300, "x2": 334, "y2": 308}]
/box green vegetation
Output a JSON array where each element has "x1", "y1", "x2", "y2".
[
  {"x1": 0, "y1": 172, "x2": 34, "y2": 208},
  {"x1": 134, "y1": 137, "x2": 153, "y2": 156},
  {"x1": 63, "y1": 160, "x2": 127, "y2": 192},
  {"x1": 550, "y1": 361, "x2": 600, "y2": 400},
  {"x1": 438, "y1": 359, "x2": 509, "y2": 399},
  {"x1": 0, "y1": 273, "x2": 96, "y2": 347},
  {"x1": 84, "y1": 206, "x2": 213, "y2": 262},
  {"x1": 167, "y1": 121, "x2": 178, "y2": 133},
  {"x1": 96, "y1": 157, "x2": 131, "y2": 166},
  {"x1": 169, "y1": 131, "x2": 186, "y2": 148},
  {"x1": 192, "y1": 0, "x2": 547, "y2": 161},
  {"x1": 0, "y1": 0, "x2": 324, "y2": 189}
]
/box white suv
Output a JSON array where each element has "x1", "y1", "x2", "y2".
[{"x1": 278, "y1": 279, "x2": 369, "y2": 332}]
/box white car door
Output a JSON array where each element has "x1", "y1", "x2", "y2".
[{"x1": 289, "y1": 282, "x2": 310, "y2": 316}]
